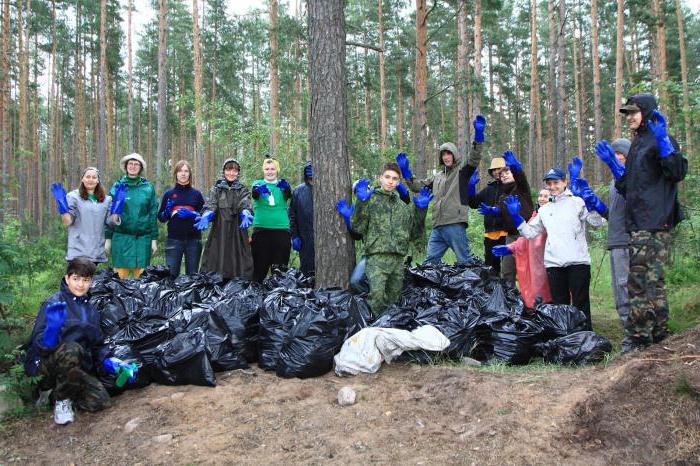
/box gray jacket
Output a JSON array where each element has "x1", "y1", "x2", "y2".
[
  {"x1": 66, "y1": 190, "x2": 119, "y2": 263},
  {"x1": 607, "y1": 180, "x2": 630, "y2": 250}
]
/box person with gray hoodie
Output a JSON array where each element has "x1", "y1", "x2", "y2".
[
  {"x1": 395, "y1": 116, "x2": 485, "y2": 264},
  {"x1": 50, "y1": 167, "x2": 122, "y2": 264}
]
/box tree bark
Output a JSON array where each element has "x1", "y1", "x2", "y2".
[
  {"x1": 591, "y1": 0, "x2": 603, "y2": 181},
  {"x1": 378, "y1": 0, "x2": 386, "y2": 149},
  {"x1": 17, "y1": 0, "x2": 31, "y2": 216},
  {"x1": 555, "y1": 0, "x2": 566, "y2": 168},
  {"x1": 472, "y1": 0, "x2": 482, "y2": 116},
  {"x1": 546, "y1": 0, "x2": 557, "y2": 170},
  {"x1": 528, "y1": 0, "x2": 542, "y2": 182},
  {"x1": 127, "y1": 0, "x2": 134, "y2": 153},
  {"x1": 308, "y1": 0, "x2": 354, "y2": 288},
  {"x1": 192, "y1": 0, "x2": 204, "y2": 189},
  {"x1": 0, "y1": 0, "x2": 10, "y2": 210},
  {"x1": 456, "y1": 1, "x2": 467, "y2": 159},
  {"x1": 269, "y1": 0, "x2": 280, "y2": 152},
  {"x1": 613, "y1": 0, "x2": 625, "y2": 138},
  {"x1": 675, "y1": 0, "x2": 693, "y2": 156},
  {"x1": 98, "y1": 0, "x2": 107, "y2": 173},
  {"x1": 572, "y1": 24, "x2": 583, "y2": 159},
  {"x1": 652, "y1": 0, "x2": 668, "y2": 110},
  {"x1": 156, "y1": 0, "x2": 168, "y2": 190},
  {"x1": 414, "y1": 0, "x2": 428, "y2": 178},
  {"x1": 397, "y1": 70, "x2": 404, "y2": 149}
]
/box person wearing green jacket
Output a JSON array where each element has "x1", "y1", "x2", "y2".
[
  {"x1": 106, "y1": 153, "x2": 159, "y2": 279},
  {"x1": 346, "y1": 162, "x2": 432, "y2": 316}
]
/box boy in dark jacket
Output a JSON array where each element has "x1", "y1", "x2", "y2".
[
  {"x1": 25, "y1": 258, "x2": 135, "y2": 425},
  {"x1": 597, "y1": 93, "x2": 687, "y2": 351},
  {"x1": 289, "y1": 161, "x2": 314, "y2": 276}
]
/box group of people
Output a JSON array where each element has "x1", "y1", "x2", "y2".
[{"x1": 29, "y1": 92, "x2": 686, "y2": 425}]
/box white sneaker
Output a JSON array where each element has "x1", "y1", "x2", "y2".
[{"x1": 54, "y1": 399, "x2": 75, "y2": 425}]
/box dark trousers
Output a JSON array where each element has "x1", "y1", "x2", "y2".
[
  {"x1": 252, "y1": 229, "x2": 292, "y2": 282},
  {"x1": 165, "y1": 237, "x2": 202, "y2": 278},
  {"x1": 39, "y1": 342, "x2": 111, "y2": 412},
  {"x1": 546, "y1": 264, "x2": 592, "y2": 330},
  {"x1": 484, "y1": 236, "x2": 506, "y2": 276}
]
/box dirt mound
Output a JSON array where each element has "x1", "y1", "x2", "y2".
[
  {"x1": 1, "y1": 327, "x2": 698, "y2": 465},
  {"x1": 567, "y1": 326, "x2": 700, "y2": 465}
]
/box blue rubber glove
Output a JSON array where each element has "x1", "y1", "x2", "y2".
[
  {"x1": 354, "y1": 178, "x2": 374, "y2": 202},
  {"x1": 50, "y1": 183, "x2": 70, "y2": 214},
  {"x1": 239, "y1": 209, "x2": 253, "y2": 229},
  {"x1": 569, "y1": 177, "x2": 590, "y2": 198},
  {"x1": 277, "y1": 179, "x2": 291, "y2": 191},
  {"x1": 396, "y1": 182, "x2": 409, "y2": 200},
  {"x1": 580, "y1": 187, "x2": 608, "y2": 215},
  {"x1": 492, "y1": 245, "x2": 512, "y2": 257},
  {"x1": 567, "y1": 156, "x2": 583, "y2": 181},
  {"x1": 175, "y1": 208, "x2": 199, "y2": 221},
  {"x1": 595, "y1": 140, "x2": 626, "y2": 180},
  {"x1": 253, "y1": 184, "x2": 271, "y2": 200},
  {"x1": 42, "y1": 302, "x2": 67, "y2": 349},
  {"x1": 468, "y1": 170, "x2": 480, "y2": 198},
  {"x1": 478, "y1": 203, "x2": 500, "y2": 216},
  {"x1": 473, "y1": 115, "x2": 486, "y2": 143},
  {"x1": 503, "y1": 195, "x2": 525, "y2": 228},
  {"x1": 502, "y1": 150, "x2": 522, "y2": 174},
  {"x1": 395, "y1": 152, "x2": 413, "y2": 179},
  {"x1": 193, "y1": 210, "x2": 214, "y2": 230},
  {"x1": 336, "y1": 198, "x2": 355, "y2": 231},
  {"x1": 413, "y1": 187, "x2": 434, "y2": 209},
  {"x1": 110, "y1": 183, "x2": 128, "y2": 215},
  {"x1": 292, "y1": 237, "x2": 302, "y2": 251},
  {"x1": 103, "y1": 357, "x2": 138, "y2": 384},
  {"x1": 647, "y1": 110, "x2": 674, "y2": 158},
  {"x1": 163, "y1": 199, "x2": 175, "y2": 217}
]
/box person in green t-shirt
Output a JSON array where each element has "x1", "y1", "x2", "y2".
[{"x1": 250, "y1": 157, "x2": 293, "y2": 282}]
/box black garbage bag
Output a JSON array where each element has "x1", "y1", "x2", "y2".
[
  {"x1": 399, "y1": 287, "x2": 448, "y2": 309},
  {"x1": 257, "y1": 289, "x2": 309, "y2": 370},
  {"x1": 138, "y1": 281, "x2": 171, "y2": 307},
  {"x1": 146, "y1": 329, "x2": 216, "y2": 387},
  {"x1": 416, "y1": 302, "x2": 480, "y2": 359},
  {"x1": 211, "y1": 290, "x2": 262, "y2": 363},
  {"x1": 108, "y1": 317, "x2": 172, "y2": 351},
  {"x1": 90, "y1": 268, "x2": 121, "y2": 289},
  {"x1": 534, "y1": 304, "x2": 588, "y2": 339},
  {"x1": 204, "y1": 311, "x2": 249, "y2": 371},
  {"x1": 440, "y1": 267, "x2": 484, "y2": 296},
  {"x1": 92, "y1": 295, "x2": 129, "y2": 336},
  {"x1": 173, "y1": 273, "x2": 224, "y2": 303},
  {"x1": 477, "y1": 282, "x2": 513, "y2": 323},
  {"x1": 138, "y1": 265, "x2": 172, "y2": 283},
  {"x1": 371, "y1": 305, "x2": 418, "y2": 330},
  {"x1": 475, "y1": 316, "x2": 544, "y2": 365},
  {"x1": 220, "y1": 278, "x2": 253, "y2": 297},
  {"x1": 262, "y1": 266, "x2": 314, "y2": 291},
  {"x1": 153, "y1": 287, "x2": 198, "y2": 318},
  {"x1": 313, "y1": 288, "x2": 372, "y2": 337},
  {"x1": 97, "y1": 344, "x2": 152, "y2": 395},
  {"x1": 406, "y1": 263, "x2": 445, "y2": 288},
  {"x1": 535, "y1": 331, "x2": 612, "y2": 365}
]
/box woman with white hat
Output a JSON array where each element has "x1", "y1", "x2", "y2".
[{"x1": 105, "y1": 153, "x2": 159, "y2": 279}]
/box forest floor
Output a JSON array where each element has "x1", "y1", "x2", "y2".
[{"x1": 1, "y1": 326, "x2": 699, "y2": 465}]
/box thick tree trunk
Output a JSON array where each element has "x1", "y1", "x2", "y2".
[
  {"x1": 308, "y1": 0, "x2": 354, "y2": 288},
  {"x1": 98, "y1": 0, "x2": 107, "y2": 172},
  {"x1": 414, "y1": 0, "x2": 428, "y2": 178},
  {"x1": 613, "y1": 0, "x2": 625, "y2": 138},
  {"x1": 192, "y1": 0, "x2": 204, "y2": 189},
  {"x1": 652, "y1": 0, "x2": 668, "y2": 110},
  {"x1": 675, "y1": 0, "x2": 693, "y2": 156},
  {"x1": 156, "y1": 0, "x2": 168, "y2": 190},
  {"x1": 269, "y1": 0, "x2": 280, "y2": 152}
]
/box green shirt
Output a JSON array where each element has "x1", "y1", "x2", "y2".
[{"x1": 251, "y1": 180, "x2": 290, "y2": 230}]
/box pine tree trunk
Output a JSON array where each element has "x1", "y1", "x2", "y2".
[
  {"x1": 528, "y1": 0, "x2": 542, "y2": 182},
  {"x1": 555, "y1": 0, "x2": 566, "y2": 168},
  {"x1": 75, "y1": 2, "x2": 86, "y2": 170},
  {"x1": 269, "y1": 0, "x2": 280, "y2": 152},
  {"x1": 546, "y1": 0, "x2": 557, "y2": 169},
  {"x1": 97, "y1": 0, "x2": 107, "y2": 172},
  {"x1": 591, "y1": 0, "x2": 603, "y2": 181},
  {"x1": 473, "y1": 0, "x2": 482, "y2": 115},
  {"x1": 378, "y1": 0, "x2": 387, "y2": 149},
  {"x1": 652, "y1": 0, "x2": 668, "y2": 110},
  {"x1": 156, "y1": 0, "x2": 168, "y2": 191},
  {"x1": 456, "y1": 1, "x2": 467, "y2": 158},
  {"x1": 192, "y1": 0, "x2": 205, "y2": 189},
  {"x1": 578, "y1": 14, "x2": 588, "y2": 155},
  {"x1": 572, "y1": 22, "x2": 583, "y2": 159},
  {"x1": 17, "y1": 0, "x2": 31, "y2": 216},
  {"x1": 0, "y1": 0, "x2": 10, "y2": 210},
  {"x1": 414, "y1": 0, "x2": 428, "y2": 178},
  {"x1": 127, "y1": 0, "x2": 134, "y2": 153},
  {"x1": 613, "y1": 0, "x2": 625, "y2": 138},
  {"x1": 675, "y1": 0, "x2": 693, "y2": 156},
  {"x1": 363, "y1": 41, "x2": 371, "y2": 134},
  {"x1": 397, "y1": 68, "x2": 404, "y2": 149},
  {"x1": 308, "y1": 0, "x2": 354, "y2": 288}
]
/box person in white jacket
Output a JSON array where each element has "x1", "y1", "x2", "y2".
[{"x1": 503, "y1": 167, "x2": 607, "y2": 330}]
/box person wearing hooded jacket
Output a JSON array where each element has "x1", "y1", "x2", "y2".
[
  {"x1": 597, "y1": 93, "x2": 687, "y2": 351},
  {"x1": 288, "y1": 161, "x2": 314, "y2": 276},
  {"x1": 396, "y1": 116, "x2": 485, "y2": 264},
  {"x1": 199, "y1": 158, "x2": 254, "y2": 281},
  {"x1": 106, "y1": 153, "x2": 159, "y2": 279},
  {"x1": 468, "y1": 157, "x2": 506, "y2": 275}
]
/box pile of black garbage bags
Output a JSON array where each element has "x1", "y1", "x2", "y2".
[{"x1": 91, "y1": 259, "x2": 611, "y2": 392}]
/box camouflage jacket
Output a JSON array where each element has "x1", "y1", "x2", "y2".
[{"x1": 350, "y1": 188, "x2": 427, "y2": 257}]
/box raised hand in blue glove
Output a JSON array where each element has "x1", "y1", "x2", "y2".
[
  {"x1": 647, "y1": 110, "x2": 675, "y2": 158},
  {"x1": 277, "y1": 179, "x2": 291, "y2": 191},
  {"x1": 503, "y1": 150, "x2": 522, "y2": 174},
  {"x1": 253, "y1": 183, "x2": 271, "y2": 200},
  {"x1": 175, "y1": 208, "x2": 199, "y2": 221},
  {"x1": 468, "y1": 170, "x2": 480, "y2": 198},
  {"x1": 396, "y1": 182, "x2": 409, "y2": 201},
  {"x1": 354, "y1": 178, "x2": 374, "y2": 202},
  {"x1": 413, "y1": 186, "x2": 434, "y2": 209},
  {"x1": 110, "y1": 182, "x2": 128, "y2": 215},
  {"x1": 473, "y1": 115, "x2": 486, "y2": 143},
  {"x1": 292, "y1": 237, "x2": 302, "y2": 251},
  {"x1": 478, "y1": 203, "x2": 500, "y2": 216},
  {"x1": 42, "y1": 301, "x2": 67, "y2": 349},
  {"x1": 580, "y1": 187, "x2": 608, "y2": 215},
  {"x1": 395, "y1": 152, "x2": 413, "y2": 180},
  {"x1": 503, "y1": 194, "x2": 525, "y2": 228},
  {"x1": 569, "y1": 176, "x2": 590, "y2": 198},
  {"x1": 50, "y1": 183, "x2": 70, "y2": 214},
  {"x1": 567, "y1": 156, "x2": 583, "y2": 181},
  {"x1": 336, "y1": 198, "x2": 355, "y2": 230},
  {"x1": 239, "y1": 209, "x2": 253, "y2": 229},
  {"x1": 595, "y1": 140, "x2": 625, "y2": 180},
  {"x1": 193, "y1": 210, "x2": 214, "y2": 230},
  {"x1": 492, "y1": 245, "x2": 513, "y2": 257}
]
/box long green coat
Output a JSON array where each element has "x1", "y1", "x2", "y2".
[{"x1": 106, "y1": 176, "x2": 159, "y2": 268}]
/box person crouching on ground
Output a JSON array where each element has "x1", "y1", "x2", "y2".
[
  {"x1": 24, "y1": 258, "x2": 138, "y2": 425},
  {"x1": 345, "y1": 162, "x2": 432, "y2": 316}
]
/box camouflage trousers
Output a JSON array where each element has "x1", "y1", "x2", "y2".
[
  {"x1": 366, "y1": 253, "x2": 405, "y2": 317},
  {"x1": 39, "y1": 342, "x2": 112, "y2": 412},
  {"x1": 624, "y1": 230, "x2": 670, "y2": 347}
]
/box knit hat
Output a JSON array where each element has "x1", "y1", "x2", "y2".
[
  {"x1": 120, "y1": 153, "x2": 146, "y2": 174},
  {"x1": 263, "y1": 157, "x2": 281, "y2": 175},
  {"x1": 611, "y1": 138, "x2": 631, "y2": 157},
  {"x1": 543, "y1": 167, "x2": 566, "y2": 181}
]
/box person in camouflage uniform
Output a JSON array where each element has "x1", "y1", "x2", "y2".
[
  {"x1": 598, "y1": 93, "x2": 687, "y2": 352},
  {"x1": 347, "y1": 162, "x2": 432, "y2": 315}
]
